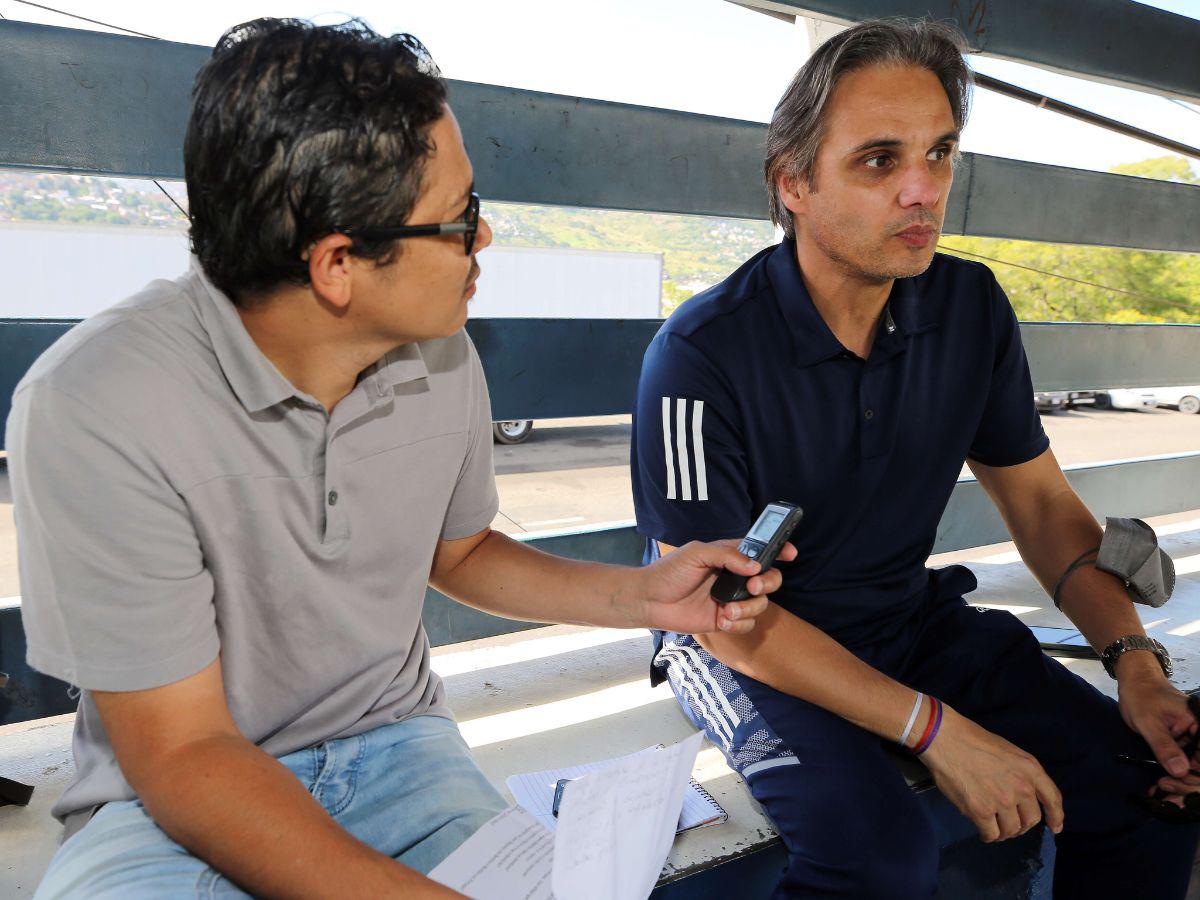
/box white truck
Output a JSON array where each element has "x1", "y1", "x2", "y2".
[
  {"x1": 470, "y1": 245, "x2": 664, "y2": 443},
  {"x1": 0, "y1": 226, "x2": 664, "y2": 444}
]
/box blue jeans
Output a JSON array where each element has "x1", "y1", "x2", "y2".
[{"x1": 34, "y1": 714, "x2": 507, "y2": 898}]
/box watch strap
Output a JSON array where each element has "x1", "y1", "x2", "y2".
[{"x1": 1101, "y1": 635, "x2": 1172, "y2": 679}]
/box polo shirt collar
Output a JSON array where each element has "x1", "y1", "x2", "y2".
[
  {"x1": 188, "y1": 258, "x2": 298, "y2": 413},
  {"x1": 765, "y1": 239, "x2": 937, "y2": 368},
  {"x1": 361, "y1": 343, "x2": 430, "y2": 404},
  {"x1": 187, "y1": 258, "x2": 430, "y2": 414}
]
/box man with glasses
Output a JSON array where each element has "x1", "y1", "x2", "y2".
[{"x1": 7, "y1": 19, "x2": 788, "y2": 898}]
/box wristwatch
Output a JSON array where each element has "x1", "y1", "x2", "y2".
[{"x1": 1100, "y1": 635, "x2": 1172, "y2": 679}]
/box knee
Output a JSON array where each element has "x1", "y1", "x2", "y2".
[{"x1": 775, "y1": 807, "x2": 938, "y2": 899}]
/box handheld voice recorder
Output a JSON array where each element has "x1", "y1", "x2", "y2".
[{"x1": 711, "y1": 501, "x2": 802, "y2": 604}]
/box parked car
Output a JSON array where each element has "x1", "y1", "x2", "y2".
[
  {"x1": 1093, "y1": 389, "x2": 1158, "y2": 411},
  {"x1": 493, "y1": 420, "x2": 535, "y2": 444},
  {"x1": 1150, "y1": 385, "x2": 1200, "y2": 415},
  {"x1": 1034, "y1": 391, "x2": 1070, "y2": 413}
]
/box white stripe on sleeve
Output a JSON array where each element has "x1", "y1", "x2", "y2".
[
  {"x1": 676, "y1": 399, "x2": 692, "y2": 501},
  {"x1": 692, "y1": 400, "x2": 708, "y2": 501},
  {"x1": 661, "y1": 396, "x2": 677, "y2": 500}
]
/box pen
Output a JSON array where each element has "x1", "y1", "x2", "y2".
[{"x1": 1115, "y1": 754, "x2": 1200, "y2": 777}]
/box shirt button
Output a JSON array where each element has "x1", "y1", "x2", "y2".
[
  {"x1": 864, "y1": 409, "x2": 875, "y2": 420},
  {"x1": 328, "y1": 490, "x2": 339, "y2": 506}
]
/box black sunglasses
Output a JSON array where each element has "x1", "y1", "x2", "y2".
[{"x1": 343, "y1": 191, "x2": 480, "y2": 256}]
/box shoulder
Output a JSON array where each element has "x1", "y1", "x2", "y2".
[
  {"x1": 661, "y1": 244, "x2": 776, "y2": 343},
  {"x1": 18, "y1": 275, "x2": 203, "y2": 398},
  {"x1": 11, "y1": 274, "x2": 215, "y2": 441},
  {"x1": 646, "y1": 245, "x2": 777, "y2": 378}
]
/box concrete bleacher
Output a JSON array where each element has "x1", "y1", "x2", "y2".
[{"x1": 6, "y1": 513, "x2": 1200, "y2": 897}]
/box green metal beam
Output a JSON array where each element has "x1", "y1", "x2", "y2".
[
  {"x1": 731, "y1": 0, "x2": 1200, "y2": 104},
  {"x1": 2, "y1": 20, "x2": 1198, "y2": 253}
]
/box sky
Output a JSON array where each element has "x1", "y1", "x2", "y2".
[{"x1": 1, "y1": 0, "x2": 1198, "y2": 178}]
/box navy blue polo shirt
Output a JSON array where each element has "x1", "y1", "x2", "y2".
[{"x1": 631, "y1": 239, "x2": 1049, "y2": 649}]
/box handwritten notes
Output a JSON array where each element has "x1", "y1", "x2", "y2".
[
  {"x1": 428, "y1": 732, "x2": 705, "y2": 900},
  {"x1": 552, "y1": 731, "x2": 703, "y2": 900},
  {"x1": 428, "y1": 805, "x2": 553, "y2": 900},
  {"x1": 506, "y1": 747, "x2": 726, "y2": 835}
]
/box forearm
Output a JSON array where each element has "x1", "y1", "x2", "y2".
[
  {"x1": 432, "y1": 530, "x2": 647, "y2": 628},
  {"x1": 1005, "y1": 489, "x2": 1153, "y2": 672},
  {"x1": 697, "y1": 603, "x2": 924, "y2": 746},
  {"x1": 136, "y1": 734, "x2": 454, "y2": 899}
]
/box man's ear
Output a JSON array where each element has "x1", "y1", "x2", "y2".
[
  {"x1": 776, "y1": 171, "x2": 810, "y2": 223},
  {"x1": 307, "y1": 234, "x2": 356, "y2": 311}
]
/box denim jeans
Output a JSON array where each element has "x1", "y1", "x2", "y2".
[{"x1": 34, "y1": 714, "x2": 507, "y2": 898}]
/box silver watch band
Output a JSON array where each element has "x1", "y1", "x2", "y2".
[{"x1": 1101, "y1": 635, "x2": 1172, "y2": 679}]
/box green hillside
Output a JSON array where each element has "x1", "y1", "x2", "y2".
[
  {"x1": 487, "y1": 155, "x2": 1200, "y2": 324},
  {"x1": 4, "y1": 156, "x2": 1197, "y2": 324}
]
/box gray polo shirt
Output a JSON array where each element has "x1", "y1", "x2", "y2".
[{"x1": 6, "y1": 259, "x2": 498, "y2": 834}]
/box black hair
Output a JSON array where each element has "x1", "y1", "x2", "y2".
[{"x1": 184, "y1": 18, "x2": 448, "y2": 304}]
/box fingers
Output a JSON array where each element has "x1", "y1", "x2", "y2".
[
  {"x1": 717, "y1": 596, "x2": 769, "y2": 634},
  {"x1": 1157, "y1": 778, "x2": 1200, "y2": 796},
  {"x1": 743, "y1": 567, "x2": 785, "y2": 597},
  {"x1": 1033, "y1": 771, "x2": 1064, "y2": 834},
  {"x1": 995, "y1": 806, "x2": 1022, "y2": 841},
  {"x1": 1143, "y1": 719, "x2": 1191, "y2": 777},
  {"x1": 691, "y1": 541, "x2": 792, "y2": 587},
  {"x1": 975, "y1": 815, "x2": 1001, "y2": 843},
  {"x1": 1015, "y1": 797, "x2": 1043, "y2": 835},
  {"x1": 691, "y1": 540, "x2": 761, "y2": 575}
]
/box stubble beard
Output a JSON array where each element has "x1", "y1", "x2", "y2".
[{"x1": 807, "y1": 212, "x2": 939, "y2": 283}]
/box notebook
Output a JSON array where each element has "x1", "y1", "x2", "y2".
[{"x1": 506, "y1": 744, "x2": 728, "y2": 835}]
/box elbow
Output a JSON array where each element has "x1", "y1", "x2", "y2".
[{"x1": 694, "y1": 629, "x2": 756, "y2": 680}]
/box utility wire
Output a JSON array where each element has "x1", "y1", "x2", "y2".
[
  {"x1": 974, "y1": 72, "x2": 1200, "y2": 161},
  {"x1": 1168, "y1": 98, "x2": 1200, "y2": 119},
  {"x1": 938, "y1": 242, "x2": 1200, "y2": 315},
  {"x1": 6, "y1": 3, "x2": 185, "y2": 219},
  {"x1": 10, "y1": 0, "x2": 160, "y2": 40},
  {"x1": 153, "y1": 180, "x2": 188, "y2": 220}
]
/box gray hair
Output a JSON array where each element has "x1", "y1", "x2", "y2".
[{"x1": 765, "y1": 18, "x2": 973, "y2": 238}]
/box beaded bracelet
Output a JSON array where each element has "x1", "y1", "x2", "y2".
[{"x1": 913, "y1": 698, "x2": 944, "y2": 756}]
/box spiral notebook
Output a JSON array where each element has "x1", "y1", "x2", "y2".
[{"x1": 505, "y1": 743, "x2": 728, "y2": 835}]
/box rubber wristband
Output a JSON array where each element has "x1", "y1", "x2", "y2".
[
  {"x1": 1052, "y1": 547, "x2": 1101, "y2": 609},
  {"x1": 912, "y1": 697, "x2": 939, "y2": 753},
  {"x1": 899, "y1": 691, "x2": 924, "y2": 746},
  {"x1": 914, "y1": 699, "x2": 944, "y2": 756}
]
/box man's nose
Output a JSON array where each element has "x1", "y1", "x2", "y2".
[
  {"x1": 474, "y1": 215, "x2": 494, "y2": 254},
  {"x1": 897, "y1": 162, "x2": 942, "y2": 209}
]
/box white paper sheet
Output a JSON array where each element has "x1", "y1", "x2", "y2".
[
  {"x1": 429, "y1": 732, "x2": 704, "y2": 900},
  {"x1": 551, "y1": 730, "x2": 704, "y2": 900},
  {"x1": 428, "y1": 805, "x2": 554, "y2": 900},
  {"x1": 506, "y1": 746, "x2": 725, "y2": 835}
]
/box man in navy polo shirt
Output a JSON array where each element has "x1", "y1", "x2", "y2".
[{"x1": 632, "y1": 19, "x2": 1200, "y2": 899}]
